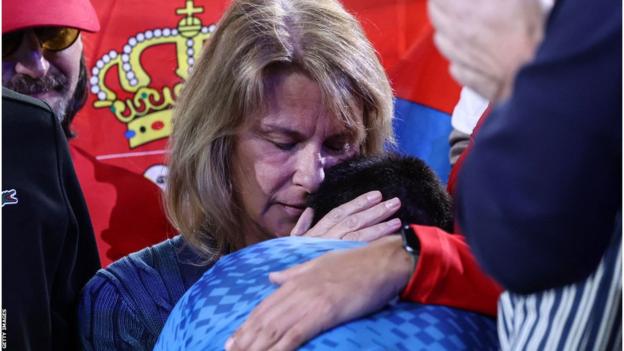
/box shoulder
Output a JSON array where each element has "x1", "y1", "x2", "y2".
[
  {"x1": 79, "y1": 235, "x2": 211, "y2": 350},
  {"x1": 3, "y1": 87, "x2": 52, "y2": 113},
  {"x1": 81, "y1": 235, "x2": 207, "y2": 316},
  {"x1": 2, "y1": 88, "x2": 63, "y2": 176},
  {"x1": 2, "y1": 87, "x2": 56, "y2": 134}
]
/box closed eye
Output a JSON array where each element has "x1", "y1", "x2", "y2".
[{"x1": 271, "y1": 141, "x2": 297, "y2": 151}]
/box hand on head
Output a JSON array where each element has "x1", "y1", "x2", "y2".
[
  {"x1": 290, "y1": 191, "x2": 402, "y2": 242},
  {"x1": 290, "y1": 153, "x2": 455, "y2": 240}
]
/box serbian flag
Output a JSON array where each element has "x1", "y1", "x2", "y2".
[{"x1": 73, "y1": 0, "x2": 459, "y2": 266}]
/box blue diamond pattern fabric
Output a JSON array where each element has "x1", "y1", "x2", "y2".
[{"x1": 155, "y1": 237, "x2": 498, "y2": 350}]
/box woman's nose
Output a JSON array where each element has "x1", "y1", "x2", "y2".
[{"x1": 292, "y1": 144, "x2": 325, "y2": 193}]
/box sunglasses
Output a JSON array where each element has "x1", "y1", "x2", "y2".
[{"x1": 3, "y1": 27, "x2": 80, "y2": 58}]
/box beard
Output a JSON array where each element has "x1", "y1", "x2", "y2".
[{"x1": 4, "y1": 67, "x2": 73, "y2": 123}]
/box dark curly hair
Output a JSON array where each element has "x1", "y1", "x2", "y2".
[{"x1": 307, "y1": 154, "x2": 454, "y2": 232}]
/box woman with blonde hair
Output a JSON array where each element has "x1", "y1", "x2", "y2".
[
  {"x1": 165, "y1": 0, "x2": 399, "y2": 260},
  {"x1": 79, "y1": 0, "x2": 403, "y2": 349},
  {"x1": 79, "y1": 0, "x2": 499, "y2": 349}
]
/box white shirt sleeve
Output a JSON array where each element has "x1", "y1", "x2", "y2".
[{"x1": 450, "y1": 87, "x2": 489, "y2": 135}]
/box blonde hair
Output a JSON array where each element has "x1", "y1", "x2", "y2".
[{"x1": 166, "y1": 0, "x2": 394, "y2": 260}]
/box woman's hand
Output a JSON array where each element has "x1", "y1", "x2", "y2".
[
  {"x1": 225, "y1": 235, "x2": 414, "y2": 351},
  {"x1": 290, "y1": 190, "x2": 402, "y2": 241}
]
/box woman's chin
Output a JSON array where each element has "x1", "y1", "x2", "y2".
[{"x1": 245, "y1": 216, "x2": 298, "y2": 244}]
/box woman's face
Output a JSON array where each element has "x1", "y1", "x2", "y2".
[{"x1": 233, "y1": 70, "x2": 363, "y2": 244}]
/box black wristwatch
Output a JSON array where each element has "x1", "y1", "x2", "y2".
[{"x1": 400, "y1": 224, "x2": 421, "y2": 268}]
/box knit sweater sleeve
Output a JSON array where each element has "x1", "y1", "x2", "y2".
[
  {"x1": 78, "y1": 272, "x2": 154, "y2": 351},
  {"x1": 78, "y1": 236, "x2": 209, "y2": 351}
]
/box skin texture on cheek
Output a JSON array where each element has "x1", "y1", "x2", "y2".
[
  {"x1": 40, "y1": 38, "x2": 83, "y2": 118},
  {"x1": 232, "y1": 131, "x2": 302, "y2": 244}
]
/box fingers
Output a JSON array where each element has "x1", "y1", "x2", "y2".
[
  {"x1": 305, "y1": 190, "x2": 382, "y2": 237},
  {"x1": 430, "y1": 0, "x2": 546, "y2": 102},
  {"x1": 433, "y1": 30, "x2": 502, "y2": 100},
  {"x1": 268, "y1": 326, "x2": 310, "y2": 351},
  {"x1": 227, "y1": 243, "x2": 409, "y2": 351},
  {"x1": 428, "y1": 0, "x2": 463, "y2": 20},
  {"x1": 449, "y1": 62, "x2": 502, "y2": 101},
  {"x1": 290, "y1": 207, "x2": 314, "y2": 236},
  {"x1": 268, "y1": 308, "x2": 330, "y2": 351},
  {"x1": 226, "y1": 276, "x2": 336, "y2": 351},
  {"x1": 430, "y1": 0, "x2": 498, "y2": 74},
  {"x1": 428, "y1": 0, "x2": 480, "y2": 49},
  {"x1": 342, "y1": 217, "x2": 402, "y2": 242},
  {"x1": 226, "y1": 284, "x2": 303, "y2": 351},
  {"x1": 323, "y1": 197, "x2": 401, "y2": 240}
]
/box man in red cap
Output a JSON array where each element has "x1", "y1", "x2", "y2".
[
  {"x1": 2, "y1": 1, "x2": 101, "y2": 350},
  {"x1": 2, "y1": 0, "x2": 100, "y2": 137}
]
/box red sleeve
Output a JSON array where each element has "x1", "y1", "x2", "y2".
[{"x1": 399, "y1": 224, "x2": 502, "y2": 316}]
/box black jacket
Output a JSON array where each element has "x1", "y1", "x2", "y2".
[{"x1": 2, "y1": 88, "x2": 100, "y2": 350}]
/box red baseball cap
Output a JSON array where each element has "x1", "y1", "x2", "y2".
[{"x1": 3, "y1": 0, "x2": 100, "y2": 34}]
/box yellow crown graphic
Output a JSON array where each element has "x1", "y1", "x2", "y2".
[{"x1": 89, "y1": 0, "x2": 215, "y2": 148}]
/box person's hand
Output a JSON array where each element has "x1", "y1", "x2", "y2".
[
  {"x1": 290, "y1": 190, "x2": 402, "y2": 242},
  {"x1": 428, "y1": 0, "x2": 545, "y2": 103},
  {"x1": 225, "y1": 235, "x2": 414, "y2": 351}
]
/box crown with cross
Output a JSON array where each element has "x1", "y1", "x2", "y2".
[{"x1": 89, "y1": 0, "x2": 215, "y2": 148}]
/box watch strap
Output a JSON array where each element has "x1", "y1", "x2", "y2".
[{"x1": 400, "y1": 224, "x2": 421, "y2": 267}]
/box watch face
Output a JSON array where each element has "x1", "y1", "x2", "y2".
[{"x1": 401, "y1": 224, "x2": 421, "y2": 255}]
